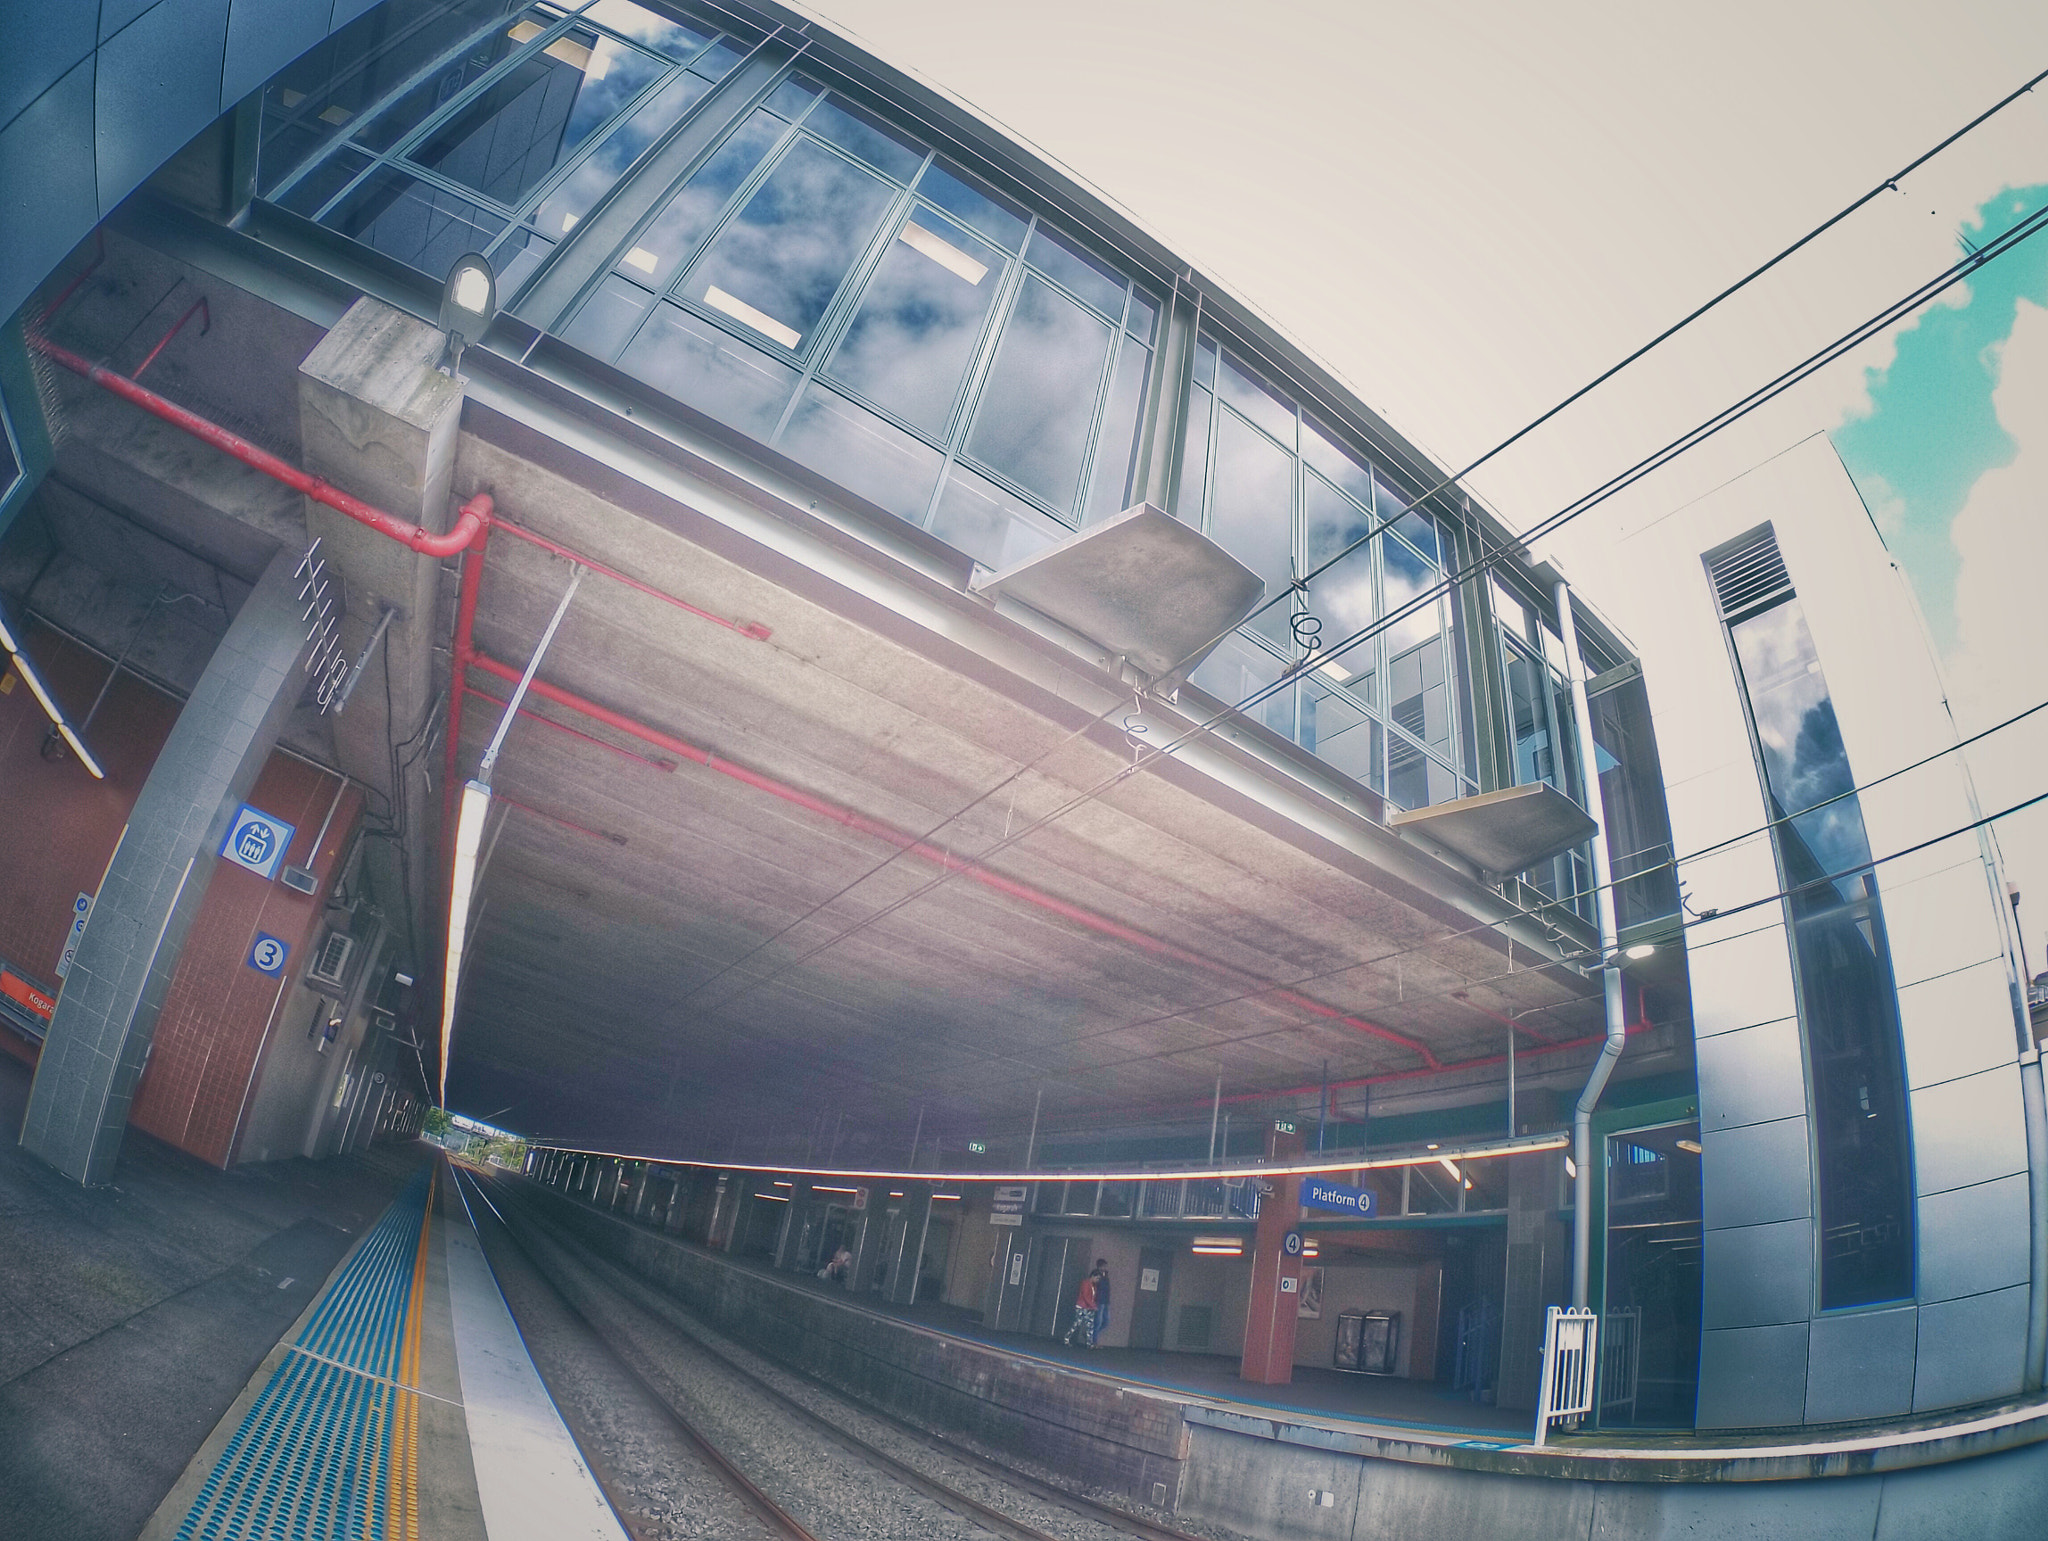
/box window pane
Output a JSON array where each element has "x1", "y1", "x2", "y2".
[
  {"x1": 1387, "y1": 728, "x2": 1457, "y2": 811},
  {"x1": 259, "y1": 0, "x2": 512, "y2": 188},
  {"x1": 1024, "y1": 225, "x2": 1126, "y2": 317},
  {"x1": 1591, "y1": 677, "x2": 1680, "y2": 927},
  {"x1": 964, "y1": 274, "x2": 1114, "y2": 512},
  {"x1": 1381, "y1": 536, "x2": 1452, "y2": 777},
  {"x1": 1084, "y1": 339, "x2": 1150, "y2": 522},
  {"x1": 805, "y1": 95, "x2": 925, "y2": 182},
  {"x1": 1302, "y1": 472, "x2": 1375, "y2": 682},
  {"x1": 1192, "y1": 337, "x2": 1217, "y2": 389},
  {"x1": 687, "y1": 41, "x2": 743, "y2": 82},
  {"x1": 409, "y1": 30, "x2": 666, "y2": 206},
  {"x1": 685, "y1": 137, "x2": 900, "y2": 351},
  {"x1": 1299, "y1": 679, "x2": 1382, "y2": 794},
  {"x1": 581, "y1": 0, "x2": 709, "y2": 61},
  {"x1": 616, "y1": 108, "x2": 782, "y2": 292},
  {"x1": 1215, "y1": 352, "x2": 1294, "y2": 447},
  {"x1": 778, "y1": 384, "x2": 944, "y2": 523},
  {"x1": 916, "y1": 159, "x2": 1028, "y2": 251},
  {"x1": 928, "y1": 467, "x2": 1068, "y2": 570},
  {"x1": 562, "y1": 272, "x2": 654, "y2": 359},
  {"x1": 765, "y1": 74, "x2": 821, "y2": 121},
  {"x1": 275, "y1": 147, "x2": 372, "y2": 216},
  {"x1": 1190, "y1": 633, "x2": 1294, "y2": 740},
  {"x1": 1504, "y1": 640, "x2": 1559, "y2": 789},
  {"x1": 1126, "y1": 290, "x2": 1157, "y2": 345},
  {"x1": 1207, "y1": 408, "x2": 1294, "y2": 646},
  {"x1": 351, "y1": 8, "x2": 537, "y2": 153},
  {"x1": 1301, "y1": 417, "x2": 1374, "y2": 509},
  {"x1": 322, "y1": 168, "x2": 508, "y2": 277},
  {"x1": 529, "y1": 69, "x2": 710, "y2": 238},
  {"x1": 1728, "y1": 593, "x2": 1913, "y2": 1308},
  {"x1": 823, "y1": 211, "x2": 1005, "y2": 436},
  {"x1": 491, "y1": 225, "x2": 554, "y2": 298},
  {"x1": 617, "y1": 301, "x2": 799, "y2": 440},
  {"x1": 1174, "y1": 384, "x2": 1212, "y2": 519}
]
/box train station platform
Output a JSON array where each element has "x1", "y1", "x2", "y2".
[{"x1": 514, "y1": 1173, "x2": 2048, "y2": 1541}]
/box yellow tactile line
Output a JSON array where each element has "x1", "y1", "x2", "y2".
[{"x1": 387, "y1": 1167, "x2": 435, "y2": 1541}]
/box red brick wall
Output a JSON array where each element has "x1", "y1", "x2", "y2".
[
  {"x1": 131, "y1": 759, "x2": 362, "y2": 1166},
  {"x1": 0, "y1": 618, "x2": 365, "y2": 1167},
  {"x1": 0, "y1": 626, "x2": 177, "y2": 987}
]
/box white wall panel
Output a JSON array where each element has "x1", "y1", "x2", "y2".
[
  {"x1": 1696, "y1": 1322, "x2": 1809, "y2": 1429},
  {"x1": 1701, "y1": 1218, "x2": 1811, "y2": 1328},
  {"x1": 1701, "y1": 1117, "x2": 1812, "y2": 1230},
  {"x1": 1685, "y1": 921, "x2": 1797, "y2": 1040},
  {"x1": 1911, "y1": 1064, "x2": 2028, "y2": 1196},
  {"x1": 1696, "y1": 1018, "x2": 1807, "y2": 1132},
  {"x1": 1916, "y1": 1174, "x2": 2032, "y2": 1303},
  {"x1": 1896, "y1": 958, "x2": 2025, "y2": 1093},
  {"x1": 1881, "y1": 861, "x2": 2008, "y2": 995},
  {"x1": 1913, "y1": 1285, "x2": 2029, "y2": 1412},
  {"x1": 1804, "y1": 1304, "x2": 1916, "y2": 1424}
]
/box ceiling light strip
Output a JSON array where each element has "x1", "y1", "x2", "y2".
[{"x1": 521, "y1": 1130, "x2": 1570, "y2": 1187}]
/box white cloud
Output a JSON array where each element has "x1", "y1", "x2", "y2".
[{"x1": 1945, "y1": 297, "x2": 2048, "y2": 967}]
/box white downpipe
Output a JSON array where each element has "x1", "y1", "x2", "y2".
[{"x1": 1556, "y1": 579, "x2": 1629, "y2": 1309}]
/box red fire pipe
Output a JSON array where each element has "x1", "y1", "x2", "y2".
[
  {"x1": 131, "y1": 298, "x2": 210, "y2": 380},
  {"x1": 463, "y1": 683, "x2": 679, "y2": 772},
  {"x1": 35, "y1": 337, "x2": 494, "y2": 557},
  {"x1": 490, "y1": 516, "x2": 771, "y2": 641},
  {"x1": 464, "y1": 647, "x2": 1441, "y2": 1067}
]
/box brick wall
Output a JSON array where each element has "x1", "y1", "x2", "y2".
[{"x1": 130, "y1": 756, "x2": 361, "y2": 1166}]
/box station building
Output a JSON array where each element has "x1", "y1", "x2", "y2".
[{"x1": 0, "y1": 0, "x2": 2042, "y2": 1509}]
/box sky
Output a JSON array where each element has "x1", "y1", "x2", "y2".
[{"x1": 796, "y1": 0, "x2": 2048, "y2": 965}]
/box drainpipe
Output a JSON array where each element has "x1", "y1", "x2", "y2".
[{"x1": 1556, "y1": 579, "x2": 1628, "y2": 1310}]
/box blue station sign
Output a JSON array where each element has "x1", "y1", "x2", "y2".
[{"x1": 1301, "y1": 1177, "x2": 1377, "y2": 1218}]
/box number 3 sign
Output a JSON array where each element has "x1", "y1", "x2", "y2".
[{"x1": 249, "y1": 933, "x2": 290, "y2": 977}]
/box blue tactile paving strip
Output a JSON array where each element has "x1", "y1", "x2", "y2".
[{"x1": 174, "y1": 1169, "x2": 434, "y2": 1541}]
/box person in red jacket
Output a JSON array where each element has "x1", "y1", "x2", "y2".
[{"x1": 1061, "y1": 1266, "x2": 1099, "y2": 1347}]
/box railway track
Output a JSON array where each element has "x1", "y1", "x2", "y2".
[{"x1": 458, "y1": 1167, "x2": 1206, "y2": 1541}]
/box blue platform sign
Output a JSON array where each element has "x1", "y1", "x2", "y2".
[
  {"x1": 222, "y1": 804, "x2": 295, "y2": 880},
  {"x1": 248, "y1": 933, "x2": 290, "y2": 976},
  {"x1": 1301, "y1": 1177, "x2": 1377, "y2": 1217}
]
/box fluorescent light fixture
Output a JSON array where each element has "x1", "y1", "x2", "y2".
[
  {"x1": 1675, "y1": 1138, "x2": 1704, "y2": 1155},
  {"x1": 1192, "y1": 1241, "x2": 1242, "y2": 1256},
  {"x1": 772, "y1": 1179, "x2": 793, "y2": 1186},
  {"x1": 704, "y1": 285, "x2": 801, "y2": 349},
  {"x1": 754, "y1": 1191, "x2": 788, "y2": 1201},
  {"x1": 1316, "y1": 658, "x2": 1354, "y2": 683},
  {"x1": 1302, "y1": 1240, "x2": 1319, "y2": 1257},
  {"x1": 932, "y1": 1193, "x2": 962, "y2": 1200},
  {"x1": 899, "y1": 221, "x2": 987, "y2": 284},
  {"x1": 623, "y1": 246, "x2": 658, "y2": 273},
  {"x1": 1624, "y1": 943, "x2": 1656, "y2": 960},
  {"x1": 279, "y1": 88, "x2": 307, "y2": 107},
  {"x1": 1565, "y1": 1156, "x2": 1578, "y2": 1179},
  {"x1": 439, "y1": 779, "x2": 492, "y2": 1106},
  {"x1": 318, "y1": 104, "x2": 353, "y2": 126},
  {"x1": 888, "y1": 1191, "x2": 905, "y2": 1198},
  {"x1": 509, "y1": 19, "x2": 545, "y2": 43},
  {"x1": 395, "y1": 972, "x2": 415, "y2": 987},
  {"x1": 559, "y1": 212, "x2": 580, "y2": 235},
  {"x1": 812, "y1": 1184, "x2": 860, "y2": 1194},
  {"x1": 1437, "y1": 1157, "x2": 1461, "y2": 1180}
]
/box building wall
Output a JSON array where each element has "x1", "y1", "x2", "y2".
[{"x1": 1618, "y1": 435, "x2": 2038, "y2": 1425}]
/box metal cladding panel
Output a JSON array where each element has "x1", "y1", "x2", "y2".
[
  {"x1": 0, "y1": 1, "x2": 94, "y2": 129},
  {"x1": 1685, "y1": 919, "x2": 1798, "y2": 1040},
  {"x1": 1695, "y1": 1322, "x2": 1809, "y2": 1430},
  {"x1": 94, "y1": 0, "x2": 231, "y2": 215},
  {"x1": 1916, "y1": 1173, "x2": 2033, "y2": 1304},
  {"x1": 1695, "y1": 1017, "x2": 1807, "y2": 1133},
  {"x1": 1701, "y1": 1218, "x2": 1811, "y2": 1329},
  {"x1": 1912, "y1": 1064, "x2": 2028, "y2": 1196},
  {"x1": 1803, "y1": 1304, "x2": 1916, "y2": 1424},
  {"x1": 102, "y1": 0, "x2": 164, "y2": 42},
  {"x1": 1881, "y1": 858, "x2": 2005, "y2": 993},
  {"x1": 223, "y1": 0, "x2": 333, "y2": 105},
  {"x1": 1701, "y1": 1116, "x2": 1812, "y2": 1231},
  {"x1": 0, "y1": 58, "x2": 98, "y2": 322},
  {"x1": 1913, "y1": 1285, "x2": 2030, "y2": 1413},
  {"x1": 1896, "y1": 956, "x2": 2024, "y2": 1092}
]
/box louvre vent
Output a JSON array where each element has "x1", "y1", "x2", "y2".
[
  {"x1": 306, "y1": 930, "x2": 354, "y2": 991},
  {"x1": 1705, "y1": 527, "x2": 1792, "y2": 618}
]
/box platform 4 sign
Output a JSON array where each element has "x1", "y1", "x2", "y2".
[{"x1": 1301, "y1": 1177, "x2": 1377, "y2": 1218}]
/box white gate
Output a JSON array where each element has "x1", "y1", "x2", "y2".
[{"x1": 1533, "y1": 1306, "x2": 1599, "y2": 1446}]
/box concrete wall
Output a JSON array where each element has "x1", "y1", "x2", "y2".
[{"x1": 1613, "y1": 436, "x2": 2040, "y2": 1425}]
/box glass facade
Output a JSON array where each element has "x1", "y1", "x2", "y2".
[
  {"x1": 1180, "y1": 341, "x2": 1470, "y2": 810},
  {"x1": 1492, "y1": 576, "x2": 1593, "y2": 916},
  {"x1": 1715, "y1": 530, "x2": 1914, "y2": 1310},
  {"x1": 246, "y1": 0, "x2": 1667, "y2": 843}
]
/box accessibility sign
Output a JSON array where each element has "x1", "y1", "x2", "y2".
[
  {"x1": 248, "y1": 933, "x2": 290, "y2": 977},
  {"x1": 1301, "y1": 1177, "x2": 1378, "y2": 1218},
  {"x1": 222, "y1": 804, "x2": 296, "y2": 881},
  {"x1": 56, "y1": 891, "x2": 92, "y2": 979}
]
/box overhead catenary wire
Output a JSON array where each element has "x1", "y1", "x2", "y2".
[{"x1": 651, "y1": 67, "x2": 2048, "y2": 1036}]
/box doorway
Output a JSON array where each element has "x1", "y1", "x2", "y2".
[
  {"x1": 1601, "y1": 1120, "x2": 1703, "y2": 1426},
  {"x1": 1128, "y1": 1244, "x2": 1174, "y2": 1350}
]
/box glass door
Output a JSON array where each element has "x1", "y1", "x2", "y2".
[{"x1": 1600, "y1": 1120, "x2": 1703, "y2": 1426}]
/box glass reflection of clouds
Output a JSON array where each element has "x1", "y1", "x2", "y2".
[
  {"x1": 1205, "y1": 407, "x2": 1294, "y2": 647},
  {"x1": 616, "y1": 111, "x2": 785, "y2": 294},
  {"x1": 825, "y1": 212, "x2": 1004, "y2": 436},
  {"x1": 688, "y1": 138, "x2": 900, "y2": 352},
  {"x1": 965, "y1": 276, "x2": 1116, "y2": 510}
]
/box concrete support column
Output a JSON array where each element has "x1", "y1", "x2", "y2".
[
  {"x1": 773, "y1": 1177, "x2": 813, "y2": 1269},
  {"x1": 848, "y1": 1187, "x2": 890, "y2": 1294},
  {"x1": 1240, "y1": 1126, "x2": 1305, "y2": 1384},
  {"x1": 23, "y1": 544, "x2": 311, "y2": 1185},
  {"x1": 883, "y1": 1183, "x2": 935, "y2": 1304}
]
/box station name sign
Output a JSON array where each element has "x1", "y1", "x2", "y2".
[
  {"x1": 988, "y1": 1184, "x2": 1028, "y2": 1226},
  {"x1": 1300, "y1": 1177, "x2": 1377, "y2": 1217}
]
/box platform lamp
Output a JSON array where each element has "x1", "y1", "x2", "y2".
[
  {"x1": 437, "y1": 252, "x2": 498, "y2": 377},
  {"x1": 0, "y1": 593, "x2": 104, "y2": 778},
  {"x1": 437, "y1": 561, "x2": 584, "y2": 1106}
]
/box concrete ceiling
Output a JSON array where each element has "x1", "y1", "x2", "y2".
[{"x1": 13, "y1": 224, "x2": 1626, "y2": 1162}]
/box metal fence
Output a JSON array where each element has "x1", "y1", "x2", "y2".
[{"x1": 1533, "y1": 1306, "x2": 1600, "y2": 1446}]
